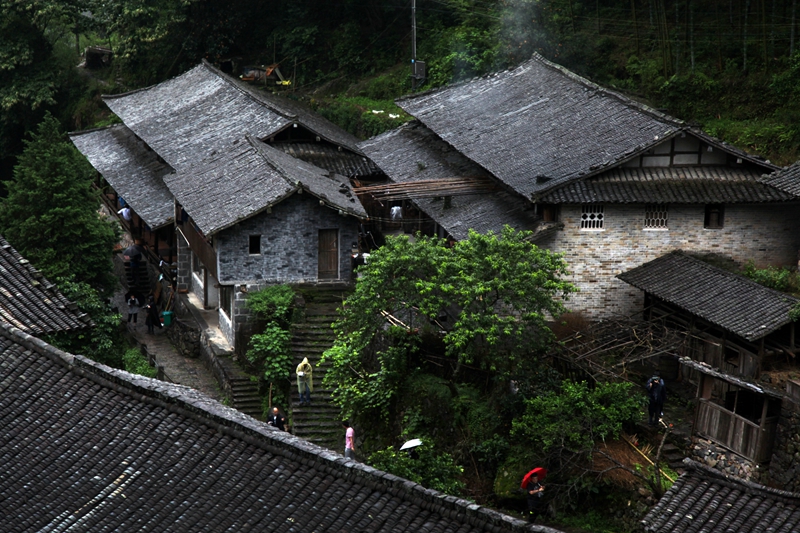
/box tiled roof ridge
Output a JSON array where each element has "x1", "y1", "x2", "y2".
[
  {"x1": 688, "y1": 128, "x2": 778, "y2": 169},
  {"x1": 0, "y1": 237, "x2": 93, "y2": 326},
  {"x1": 671, "y1": 250, "x2": 800, "y2": 303},
  {"x1": 0, "y1": 320, "x2": 554, "y2": 533},
  {"x1": 247, "y1": 136, "x2": 367, "y2": 219},
  {"x1": 199, "y1": 59, "x2": 298, "y2": 122},
  {"x1": 201, "y1": 60, "x2": 367, "y2": 154},
  {"x1": 682, "y1": 458, "x2": 800, "y2": 503},
  {"x1": 760, "y1": 160, "x2": 800, "y2": 197},
  {"x1": 67, "y1": 123, "x2": 124, "y2": 137},
  {"x1": 397, "y1": 53, "x2": 684, "y2": 130}
]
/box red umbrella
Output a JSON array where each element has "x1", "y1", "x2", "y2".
[{"x1": 520, "y1": 467, "x2": 547, "y2": 489}]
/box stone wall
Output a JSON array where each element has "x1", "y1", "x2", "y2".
[
  {"x1": 539, "y1": 203, "x2": 800, "y2": 318},
  {"x1": 690, "y1": 438, "x2": 763, "y2": 483},
  {"x1": 166, "y1": 315, "x2": 202, "y2": 359},
  {"x1": 176, "y1": 230, "x2": 191, "y2": 293},
  {"x1": 767, "y1": 381, "x2": 800, "y2": 491},
  {"x1": 214, "y1": 193, "x2": 360, "y2": 286}
]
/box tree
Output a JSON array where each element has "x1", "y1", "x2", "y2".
[
  {"x1": 0, "y1": 112, "x2": 120, "y2": 293},
  {"x1": 46, "y1": 278, "x2": 125, "y2": 368},
  {"x1": 322, "y1": 227, "x2": 575, "y2": 438},
  {"x1": 509, "y1": 380, "x2": 645, "y2": 503},
  {"x1": 244, "y1": 284, "x2": 295, "y2": 408}
]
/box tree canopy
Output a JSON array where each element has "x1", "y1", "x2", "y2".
[
  {"x1": 323, "y1": 227, "x2": 575, "y2": 440},
  {"x1": 0, "y1": 112, "x2": 120, "y2": 292}
]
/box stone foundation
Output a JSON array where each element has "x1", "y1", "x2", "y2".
[
  {"x1": 690, "y1": 438, "x2": 764, "y2": 483},
  {"x1": 767, "y1": 381, "x2": 800, "y2": 491},
  {"x1": 167, "y1": 301, "x2": 202, "y2": 358}
]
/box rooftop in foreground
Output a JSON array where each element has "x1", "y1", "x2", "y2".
[{"x1": 0, "y1": 321, "x2": 562, "y2": 532}]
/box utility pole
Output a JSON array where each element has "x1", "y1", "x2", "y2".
[{"x1": 411, "y1": 0, "x2": 425, "y2": 91}]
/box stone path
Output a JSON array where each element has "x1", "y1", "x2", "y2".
[
  {"x1": 112, "y1": 255, "x2": 223, "y2": 402},
  {"x1": 130, "y1": 325, "x2": 223, "y2": 402}
]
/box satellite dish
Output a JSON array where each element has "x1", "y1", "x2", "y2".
[{"x1": 399, "y1": 438, "x2": 423, "y2": 451}]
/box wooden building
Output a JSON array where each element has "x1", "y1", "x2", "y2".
[
  {"x1": 618, "y1": 251, "x2": 800, "y2": 464},
  {"x1": 71, "y1": 60, "x2": 380, "y2": 350}
]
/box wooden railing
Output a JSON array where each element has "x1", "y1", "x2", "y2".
[
  {"x1": 178, "y1": 222, "x2": 217, "y2": 279},
  {"x1": 696, "y1": 399, "x2": 778, "y2": 463}
]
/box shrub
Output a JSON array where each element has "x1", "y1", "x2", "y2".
[
  {"x1": 122, "y1": 348, "x2": 157, "y2": 378},
  {"x1": 368, "y1": 444, "x2": 465, "y2": 496}
]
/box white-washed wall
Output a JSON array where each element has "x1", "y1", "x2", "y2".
[{"x1": 539, "y1": 203, "x2": 800, "y2": 318}]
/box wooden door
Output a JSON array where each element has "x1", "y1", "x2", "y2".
[{"x1": 318, "y1": 229, "x2": 339, "y2": 279}]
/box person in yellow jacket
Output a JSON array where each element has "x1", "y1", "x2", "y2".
[{"x1": 296, "y1": 357, "x2": 313, "y2": 405}]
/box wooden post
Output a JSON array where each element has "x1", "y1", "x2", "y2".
[{"x1": 203, "y1": 267, "x2": 209, "y2": 309}]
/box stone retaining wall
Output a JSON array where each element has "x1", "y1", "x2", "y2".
[
  {"x1": 690, "y1": 438, "x2": 763, "y2": 483},
  {"x1": 767, "y1": 381, "x2": 800, "y2": 491}
]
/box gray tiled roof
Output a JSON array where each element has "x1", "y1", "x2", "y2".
[
  {"x1": 103, "y1": 61, "x2": 364, "y2": 174},
  {"x1": 617, "y1": 251, "x2": 799, "y2": 341},
  {"x1": 538, "y1": 166, "x2": 794, "y2": 204},
  {"x1": 642, "y1": 459, "x2": 800, "y2": 532},
  {"x1": 397, "y1": 55, "x2": 777, "y2": 201},
  {"x1": 0, "y1": 237, "x2": 91, "y2": 335},
  {"x1": 275, "y1": 141, "x2": 381, "y2": 178},
  {"x1": 165, "y1": 137, "x2": 366, "y2": 235},
  {"x1": 761, "y1": 161, "x2": 800, "y2": 197},
  {"x1": 397, "y1": 54, "x2": 684, "y2": 199},
  {"x1": 0, "y1": 322, "x2": 563, "y2": 533},
  {"x1": 70, "y1": 124, "x2": 175, "y2": 229},
  {"x1": 359, "y1": 122, "x2": 539, "y2": 240}
]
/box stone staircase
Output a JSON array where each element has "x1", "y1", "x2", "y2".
[
  {"x1": 229, "y1": 376, "x2": 263, "y2": 420},
  {"x1": 290, "y1": 286, "x2": 350, "y2": 452}
]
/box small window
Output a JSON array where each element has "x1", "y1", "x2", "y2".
[
  {"x1": 538, "y1": 203, "x2": 558, "y2": 222},
  {"x1": 192, "y1": 251, "x2": 202, "y2": 274},
  {"x1": 704, "y1": 204, "x2": 724, "y2": 229},
  {"x1": 580, "y1": 204, "x2": 604, "y2": 229},
  {"x1": 644, "y1": 204, "x2": 669, "y2": 229},
  {"x1": 249, "y1": 235, "x2": 261, "y2": 255},
  {"x1": 220, "y1": 285, "x2": 233, "y2": 318}
]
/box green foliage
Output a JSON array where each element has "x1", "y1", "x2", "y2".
[
  {"x1": 247, "y1": 325, "x2": 292, "y2": 381},
  {"x1": 314, "y1": 96, "x2": 410, "y2": 138},
  {"x1": 122, "y1": 347, "x2": 157, "y2": 378},
  {"x1": 246, "y1": 284, "x2": 295, "y2": 324},
  {"x1": 46, "y1": 278, "x2": 125, "y2": 368},
  {"x1": 245, "y1": 285, "x2": 295, "y2": 405},
  {"x1": 741, "y1": 261, "x2": 798, "y2": 293},
  {"x1": 790, "y1": 302, "x2": 800, "y2": 323},
  {"x1": 368, "y1": 444, "x2": 465, "y2": 496},
  {"x1": 554, "y1": 509, "x2": 625, "y2": 533},
  {"x1": 511, "y1": 381, "x2": 643, "y2": 455},
  {"x1": 323, "y1": 227, "x2": 574, "y2": 446},
  {"x1": 0, "y1": 113, "x2": 120, "y2": 294}
]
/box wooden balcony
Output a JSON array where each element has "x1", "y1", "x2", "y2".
[
  {"x1": 695, "y1": 399, "x2": 777, "y2": 463},
  {"x1": 178, "y1": 221, "x2": 217, "y2": 279}
]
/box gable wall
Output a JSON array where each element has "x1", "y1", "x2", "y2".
[
  {"x1": 215, "y1": 193, "x2": 359, "y2": 285},
  {"x1": 539, "y1": 203, "x2": 800, "y2": 318},
  {"x1": 212, "y1": 193, "x2": 359, "y2": 347}
]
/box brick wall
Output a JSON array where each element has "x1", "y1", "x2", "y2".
[
  {"x1": 215, "y1": 193, "x2": 360, "y2": 285},
  {"x1": 539, "y1": 203, "x2": 800, "y2": 318}
]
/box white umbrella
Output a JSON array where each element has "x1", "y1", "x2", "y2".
[{"x1": 399, "y1": 438, "x2": 423, "y2": 451}]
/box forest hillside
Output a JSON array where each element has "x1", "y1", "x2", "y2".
[{"x1": 2, "y1": 0, "x2": 799, "y2": 177}]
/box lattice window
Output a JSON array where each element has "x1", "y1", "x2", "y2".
[
  {"x1": 644, "y1": 204, "x2": 669, "y2": 229},
  {"x1": 580, "y1": 204, "x2": 604, "y2": 229}
]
